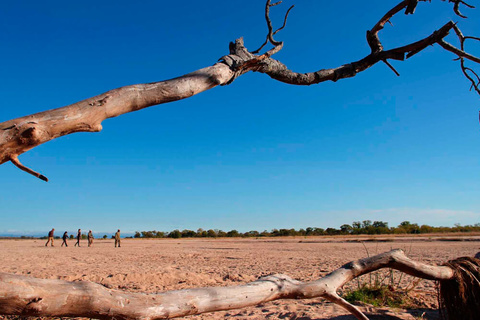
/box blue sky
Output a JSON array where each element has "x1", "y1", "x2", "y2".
[{"x1": 1, "y1": 0, "x2": 479, "y2": 235}]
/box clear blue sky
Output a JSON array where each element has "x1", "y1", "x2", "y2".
[{"x1": 1, "y1": 0, "x2": 479, "y2": 236}]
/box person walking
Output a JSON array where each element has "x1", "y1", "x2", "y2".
[
  {"x1": 45, "y1": 228, "x2": 55, "y2": 247},
  {"x1": 61, "y1": 231, "x2": 68, "y2": 247},
  {"x1": 74, "y1": 229, "x2": 82, "y2": 247},
  {"x1": 88, "y1": 230, "x2": 94, "y2": 247},
  {"x1": 114, "y1": 229, "x2": 121, "y2": 248}
]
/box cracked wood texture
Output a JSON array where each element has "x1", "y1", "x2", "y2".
[{"x1": 0, "y1": 249, "x2": 455, "y2": 320}]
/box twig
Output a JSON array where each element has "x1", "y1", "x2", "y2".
[
  {"x1": 383, "y1": 60, "x2": 401, "y2": 76},
  {"x1": 439, "y1": 23, "x2": 480, "y2": 94},
  {"x1": 451, "y1": 0, "x2": 475, "y2": 18},
  {"x1": 368, "y1": 0, "x2": 409, "y2": 53},
  {"x1": 252, "y1": 0, "x2": 294, "y2": 54},
  {"x1": 273, "y1": 5, "x2": 294, "y2": 37},
  {"x1": 437, "y1": 40, "x2": 480, "y2": 64},
  {"x1": 9, "y1": 155, "x2": 48, "y2": 182}
]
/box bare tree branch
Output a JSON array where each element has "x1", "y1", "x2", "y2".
[
  {"x1": 0, "y1": 249, "x2": 457, "y2": 320},
  {"x1": 438, "y1": 39, "x2": 480, "y2": 64},
  {"x1": 405, "y1": 0, "x2": 419, "y2": 14},
  {"x1": 369, "y1": 0, "x2": 409, "y2": 53},
  {"x1": 383, "y1": 60, "x2": 401, "y2": 76},
  {"x1": 252, "y1": 0, "x2": 294, "y2": 54},
  {"x1": 463, "y1": 67, "x2": 480, "y2": 94},
  {"x1": 249, "y1": 21, "x2": 457, "y2": 86},
  {"x1": 245, "y1": 0, "x2": 479, "y2": 90},
  {"x1": 0, "y1": 64, "x2": 235, "y2": 179},
  {"x1": 1, "y1": 0, "x2": 479, "y2": 180},
  {"x1": 9, "y1": 155, "x2": 48, "y2": 182},
  {"x1": 450, "y1": 0, "x2": 475, "y2": 18},
  {"x1": 439, "y1": 24, "x2": 480, "y2": 94},
  {"x1": 407, "y1": 0, "x2": 475, "y2": 17}
]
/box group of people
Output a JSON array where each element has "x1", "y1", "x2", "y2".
[{"x1": 45, "y1": 228, "x2": 121, "y2": 248}]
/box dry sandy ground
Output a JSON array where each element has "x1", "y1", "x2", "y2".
[{"x1": 1, "y1": 236, "x2": 479, "y2": 319}]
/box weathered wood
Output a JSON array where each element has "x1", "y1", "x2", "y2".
[
  {"x1": 0, "y1": 63, "x2": 234, "y2": 167},
  {"x1": 0, "y1": 249, "x2": 455, "y2": 320},
  {"x1": 0, "y1": 1, "x2": 478, "y2": 181}
]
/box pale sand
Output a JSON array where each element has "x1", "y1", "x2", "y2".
[{"x1": 0, "y1": 236, "x2": 479, "y2": 319}]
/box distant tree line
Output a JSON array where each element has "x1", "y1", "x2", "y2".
[{"x1": 134, "y1": 221, "x2": 480, "y2": 239}]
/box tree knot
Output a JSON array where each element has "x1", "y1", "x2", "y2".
[
  {"x1": 89, "y1": 95, "x2": 110, "y2": 107},
  {"x1": 17, "y1": 123, "x2": 48, "y2": 146}
]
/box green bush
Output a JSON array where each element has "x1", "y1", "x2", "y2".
[
  {"x1": 343, "y1": 270, "x2": 422, "y2": 309},
  {"x1": 344, "y1": 285, "x2": 407, "y2": 308}
]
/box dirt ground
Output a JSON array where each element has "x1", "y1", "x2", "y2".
[{"x1": 0, "y1": 235, "x2": 479, "y2": 319}]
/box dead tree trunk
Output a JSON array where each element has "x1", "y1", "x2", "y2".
[{"x1": 0, "y1": 249, "x2": 472, "y2": 320}]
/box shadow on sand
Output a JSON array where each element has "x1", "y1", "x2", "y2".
[{"x1": 275, "y1": 308, "x2": 440, "y2": 320}]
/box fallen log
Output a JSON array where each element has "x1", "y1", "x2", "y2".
[{"x1": 1, "y1": 249, "x2": 478, "y2": 320}]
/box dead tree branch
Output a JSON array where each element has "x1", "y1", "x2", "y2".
[
  {"x1": 0, "y1": 64, "x2": 235, "y2": 181},
  {"x1": 0, "y1": 249, "x2": 457, "y2": 320},
  {"x1": 449, "y1": 0, "x2": 475, "y2": 18},
  {"x1": 0, "y1": 0, "x2": 479, "y2": 181},
  {"x1": 247, "y1": 21, "x2": 458, "y2": 85},
  {"x1": 252, "y1": 0, "x2": 294, "y2": 54},
  {"x1": 248, "y1": 0, "x2": 478, "y2": 86},
  {"x1": 9, "y1": 155, "x2": 48, "y2": 182},
  {"x1": 439, "y1": 24, "x2": 480, "y2": 94}
]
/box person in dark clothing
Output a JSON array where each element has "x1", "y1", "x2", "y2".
[
  {"x1": 45, "y1": 228, "x2": 55, "y2": 247},
  {"x1": 61, "y1": 231, "x2": 68, "y2": 247},
  {"x1": 74, "y1": 229, "x2": 82, "y2": 247}
]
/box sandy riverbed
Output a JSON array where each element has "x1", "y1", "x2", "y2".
[{"x1": 0, "y1": 236, "x2": 479, "y2": 319}]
